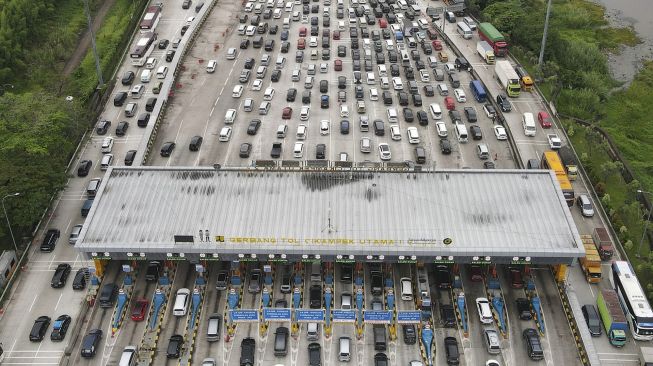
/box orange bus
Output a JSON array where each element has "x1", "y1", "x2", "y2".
[{"x1": 541, "y1": 151, "x2": 574, "y2": 207}]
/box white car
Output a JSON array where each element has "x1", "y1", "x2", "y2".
[
  {"x1": 232, "y1": 85, "x2": 244, "y2": 98},
  {"x1": 476, "y1": 297, "x2": 493, "y2": 324},
  {"x1": 101, "y1": 137, "x2": 114, "y2": 154},
  {"x1": 454, "y1": 88, "x2": 466, "y2": 102},
  {"x1": 320, "y1": 63, "x2": 328, "y2": 73},
  {"x1": 245, "y1": 2, "x2": 254, "y2": 12},
  {"x1": 219, "y1": 126, "x2": 232, "y2": 142},
  {"x1": 246, "y1": 25, "x2": 256, "y2": 36},
  {"x1": 390, "y1": 125, "x2": 401, "y2": 141},
  {"x1": 392, "y1": 77, "x2": 403, "y2": 90},
  {"x1": 407, "y1": 127, "x2": 419, "y2": 144},
  {"x1": 252, "y1": 79, "x2": 263, "y2": 91},
  {"x1": 360, "y1": 137, "x2": 372, "y2": 153},
  {"x1": 224, "y1": 109, "x2": 237, "y2": 124},
  {"x1": 293, "y1": 142, "x2": 304, "y2": 158},
  {"x1": 237, "y1": 24, "x2": 247, "y2": 35},
  {"x1": 206, "y1": 60, "x2": 217, "y2": 73},
  {"x1": 300, "y1": 106, "x2": 310, "y2": 121},
  {"x1": 378, "y1": 143, "x2": 391, "y2": 160},
  {"x1": 264, "y1": 87, "x2": 275, "y2": 101},
  {"x1": 417, "y1": 18, "x2": 429, "y2": 29},
  {"x1": 185, "y1": 16, "x2": 195, "y2": 26},
  {"x1": 320, "y1": 120, "x2": 330, "y2": 135},
  {"x1": 369, "y1": 88, "x2": 379, "y2": 101},
  {"x1": 419, "y1": 69, "x2": 430, "y2": 82},
  {"x1": 547, "y1": 133, "x2": 562, "y2": 149},
  {"x1": 309, "y1": 36, "x2": 318, "y2": 47},
  {"x1": 493, "y1": 125, "x2": 507, "y2": 140},
  {"x1": 435, "y1": 121, "x2": 447, "y2": 137}
]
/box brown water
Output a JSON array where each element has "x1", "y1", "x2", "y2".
[{"x1": 594, "y1": 0, "x2": 653, "y2": 84}]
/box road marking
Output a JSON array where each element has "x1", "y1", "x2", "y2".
[{"x1": 54, "y1": 293, "x2": 64, "y2": 311}]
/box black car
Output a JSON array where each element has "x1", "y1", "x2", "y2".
[
  {"x1": 145, "y1": 97, "x2": 157, "y2": 112},
  {"x1": 440, "y1": 304, "x2": 456, "y2": 327},
  {"x1": 270, "y1": 24, "x2": 278, "y2": 34},
  {"x1": 483, "y1": 161, "x2": 496, "y2": 169},
  {"x1": 280, "y1": 41, "x2": 290, "y2": 53},
  {"x1": 77, "y1": 160, "x2": 93, "y2": 177},
  {"x1": 124, "y1": 150, "x2": 137, "y2": 165},
  {"x1": 390, "y1": 64, "x2": 400, "y2": 76},
  {"x1": 182, "y1": 0, "x2": 191, "y2": 8},
  {"x1": 316, "y1": 144, "x2": 326, "y2": 159},
  {"x1": 271, "y1": 70, "x2": 281, "y2": 82},
  {"x1": 50, "y1": 314, "x2": 72, "y2": 341},
  {"x1": 264, "y1": 39, "x2": 275, "y2": 51},
  {"x1": 444, "y1": 337, "x2": 460, "y2": 365},
  {"x1": 121, "y1": 71, "x2": 135, "y2": 85},
  {"x1": 287, "y1": 88, "x2": 297, "y2": 102},
  {"x1": 166, "y1": 50, "x2": 176, "y2": 62},
  {"x1": 80, "y1": 329, "x2": 103, "y2": 358},
  {"x1": 72, "y1": 268, "x2": 88, "y2": 290},
  {"x1": 403, "y1": 108, "x2": 414, "y2": 122},
  {"x1": 470, "y1": 125, "x2": 482, "y2": 140},
  {"x1": 464, "y1": 106, "x2": 477, "y2": 122},
  {"x1": 355, "y1": 85, "x2": 364, "y2": 100},
  {"x1": 29, "y1": 316, "x2": 51, "y2": 342},
  {"x1": 309, "y1": 284, "x2": 322, "y2": 308},
  {"x1": 239, "y1": 143, "x2": 252, "y2": 158},
  {"x1": 239, "y1": 14, "x2": 248, "y2": 23},
  {"x1": 280, "y1": 30, "x2": 289, "y2": 41},
  {"x1": 240, "y1": 39, "x2": 250, "y2": 49},
  {"x1": 181, "y1": 25, "x2": 189, "y2": 35},
  {"x1": 582, "y1": 304, "x2": 602, "y2": 336},
  {"x1": 40, "y1": 229, "x2": 60, "y2": 252},
  {"x1": 320, "y1": 80, "x2": 328, "y2": 93},
  {"x1": 412, "y1": 93, "x2": 422, "y2": 107},
  {"x1": 497, "y1": 93, "x2": 511, "y2": 112},
  {"x1": 338, "y1": 76, "x2": 346, "y2": 89},
  {"x1": 167, "y1": 334, "x2": 183, "y2": 358},
  {"x1": 338, "y1": 45, "x2": 346, "y2": 57},
  {"x1": 449, "y1": 110, "x2": 462, "y2": 123},
  {"x1": 402, "y1": 324, "x2": 417, "y2": 344},
  {"x1": 308, "y1": 343, "x2": 321, "y2": 366},
  {"x1": 244, "y1": 57, "x2": 255, "y2": 69},
  {"x1": 51, "y1": 263, "x2": 71, "y2": 288},
  {"x1": 340, "y1": 263, "x2": 353, "y2": 283},
  {"x1": 113, "y1": 91, "x2": 128, "y2": 106},
  {"x1": 189, "y1": 135, "x2": 203, "y2": 151},
  {"x1": 241, "y1": 338, "x2": 256, "y2": 366},
  {"x1": 96, "y1": 120, "x2": 111, "y2": 135},
  {"x1": 115, "y1": 121, "x2": 129, "y2": 136},
  {"x1": 158, "y1": 39, "x2": 169, "y2": 49},
  {"x1": 523, "y1": 328, "x2": 544, "y2": 360},
  {"x1": 424, "y1": 85, "x2": 434, "y2": 97},
  {"x1": 340, "y1": 120, "x2": 350, "y2": 134},
  {"x1": 247, "y1": 119, "x2": 262, "y2": 135},
  {"x1": 311, "y1": 26, "x2": 319, "y2": 36},
  {"x1": 322, "y1": 49, "x2": 330, "y2": 60},
  {"x1": 416, "y1": 111, "x2": 428, "y2": 125},
  {"x1": 374, "y1": 353, "x2": 388, "y2": 366},
  {"x1": 160, "y1": 142, "x2": 176, "y2": 157},
  {"x1": 440, "y1": 139, "x2": 452, "y2": 154},
  {"x1": 397, "y1": 91, "x2": 408, "y2": 106}
]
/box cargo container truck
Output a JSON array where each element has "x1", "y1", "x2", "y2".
[
  {"x1": 478, "y1": 23, "x2": 508, "y2": 57},
  {"x1": 557, "y1": 146, "x2": 578, "y2": 181},
  {"x1": 592, "y1": 227, "x2": 614, "y2": 260},
  {"x1": 495, "y1": 60, "x2": 521, "y2": 97},
  {"x1": 597, "y1": 289, "x2": 627, "y2": 347},
  {"x1": 476, "y1": 41, "x2": 495, "y2": 64},
  {"x1": 579, "y1": 237, "x2": 601, "y2": 283}
]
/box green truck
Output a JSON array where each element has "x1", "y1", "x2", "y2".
[
  {"x1": 478, "y1": 23, "x2": 508, "y2": 57},
  {"x1": 597, "y1": 289, "x2": 628, "y2": 347}
]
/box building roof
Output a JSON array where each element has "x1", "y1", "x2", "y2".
[{"x1": 77, "y1": 167, "x2": 584, "y2": 261}]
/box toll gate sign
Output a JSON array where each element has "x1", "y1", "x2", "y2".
[
  {"x1": 363, "y1": 311, "x2": 393, "y2": 324},
  {"x1": 397, "y1": 311, "x2": 422, "y2": 324},
  {"x1": 332, "y1": 310, "x2": 356, "y2": 323},
  {"x1": 263, "y1": 308, "x2": 291, "y2": 321},
  {"x1": 295, "y1": 309, "x2": 325, "y2": 322},
  {"x1": 229, "y1": 310, "x2": 259, "y2": 323}
]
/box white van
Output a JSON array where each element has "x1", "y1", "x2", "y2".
[
  {"x1": 307, "y1": 322, "x2": 319, "y2": 341},
  {"x1": 293, "y1": 142, "x2": 304, "y2": 158},
  {"x1": 259, "y1": 101, "x2": 271, "y2": 115},
  {"x1": 206, "y1": 60, "x2": 217, "y2": 73},
  {"x1": 339, "y1": 337, "x2": 351, "y2": 362},
  {"x1": 407, "y1": 127, "x2": 420, "y2": 144},
  {"x1": 340, "y1": 105, "x2": 349, "y2": 117},
  {"x1": 283, "y1": 17, "x2": 290, "y2": 28},
  {"x1": 522, "y1": 112, "x2": 537, "y2": 136},
  {"x1": 226, "y1": 48, "x2": 238, "y2": 60},
  {"x1": 277, "y1": 124, "x2": 288, "y2": 138},
  {"x1": 257, "y1": 65, "x2": 268, "y2": 78},
  {"x1": 429, "y1": 103, "x2": 442, "y2": 120},
  {"x1": 275, "y1": 56, "x2": 286, "y2": 69},
  {"x1": 387, "y1": 108, "x2": 398, "y2": 123},
  {"x1": 145, "y1": 57, "x2": 157, "y2": 69},
  {"x1": 101, "y1": 154, "x2": 114, "y2": 171},
  {"x1": 390, "y1": 125, "x2": 401, "y2": 140},
  {"x1": 219, "y1": 126, "x2": 232, "y2": 141},
  {"x1": 118, "y1": 346, "x2": 138, "y2": 366},
  {"x1": 456, "y1": 22, "x2": 473, "y2": 39},
  {"x1": 338, "y1": 21, "x2": 345, "y2": 30},
  {"x1": 206, "y1": 314, "x2": 221, "y2": 342},
  {"x1": 225, "y1": 109, "x2": 237, "y2": 124},
  {"x1": 173, "y1": 288, "x2": 191, "y2": 316},
  {"x1": 156, "y1": 66, "x2": 168, "y2": 79},
  {"x1": 130, "y1": 84, "x2": 145, "y2": 99},
  {"x1": 284, "y1": 1, "x2": 293, "y2": 11},
  {"x1": 400, "y1": 278, "x2": 413, "y2": 301},
  {"x1": 140, "y1": 69, "x2": 151, "y2": 83},
  {"x1": 264, "y1": 87, "x2": 275, "y2": 100},
  {"x1": 455, "y1": 122, "x2": 468, "y2": 142}
]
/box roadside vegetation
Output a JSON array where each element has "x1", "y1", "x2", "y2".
[
  {"x1": 0, "y1": 0, "x2": 146, "y2": 250},
  {"x1": 468, "y1": 0, "x2": 653, "y2": 295}
]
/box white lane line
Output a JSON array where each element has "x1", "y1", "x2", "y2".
[
  {"x1": 54, "y1": 293, "x2": 64, "y2": 311},
  {"x1": 28, "y1": 294, "x2": 39, "y2": 313}
]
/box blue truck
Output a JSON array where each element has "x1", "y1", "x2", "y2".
[{"x1": 469, "y1": 80, "x2": 487, "y2": 103}]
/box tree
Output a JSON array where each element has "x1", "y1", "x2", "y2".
[{"x1": 599, "y1": 161, "x2": 621, "y2": 182}]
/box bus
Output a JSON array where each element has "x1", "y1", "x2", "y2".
[
  {"x1": 612, "y1": 261, "x2": 653, "y2": 340},
  {"x1": 130, "y1": 32, "x2": 157, "y2": 67},
  {"x1": 540, "y1": 151, "x2": 574, "y2": 207},
  {"x1": 140, "y1": 5, "x2": 162, "y2": 32}
]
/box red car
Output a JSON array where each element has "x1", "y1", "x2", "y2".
[
  {"x1": 469, "y1": 265, "x2": 483, "y2": 282},
  {"x1": 432, "y1": 40, "x2": 442, "y2": 51},
  {"x1": 379, "y1": 18, "x2": 387, "y2": 28},
  {"x1": 538, "y1": 111, "x2": 552, "y2": 128},
  {"x1": 297, "y1": 38, "x2": 306, "y2": 50},
  {"x1": 509, "y1": 268, "x2": 524, "y2": 289},
  {"x1": 333, "y1": 30, "x2": 340, "y2": 40},
  {"x1": 334, "y1": 59, "x2": 342, "y2": 71},
  {"x1": 282, "y1": 107, "x2": 293, "y2": 119},
  {"x1": 131, "y1": 299, "x2": 149, "y2": 321},
  {"x1": 299, "y1": 27, "x2": 307, "y2": 37},
  {"x1": 444, "y1": 96, "x2": 455, "y2": 111}
]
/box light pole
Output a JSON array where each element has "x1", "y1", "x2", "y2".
[
  {"x1": 636, "y1": 190, "x2": 653, "y2": 258},
  {"x1": 0, "y1": 83, "x2": 14, "y2": 96},
  {"x1": 1, "y1": 192, "x2": 21, "y2": 253}
]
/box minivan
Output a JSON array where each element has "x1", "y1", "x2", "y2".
[
  {"x1": 307, "y1": 322, "x2": 319, "y2": 341},
  {"x1": 124, "y1": 102, "x2": 138, "y2": 117},
  {"x1": 118, "y1": 346, "x2": 138, "y2": 366},
  {"x1": 455, "y1": 123, "x2": 468, "y2": 143},
  {"x1": 522, "y1": 112, "x2": 537, "y2": 136},
  {"x1": 373, "y1": 120, "x2": 385, "y2": 136},
  {"x1": 444, "y1": 337, "x2": 460, "y2": 365},
  {"x1": 207, "y1": 314, "x2": 222, "y2": 342},
  {"x1": 582, "y1": 304, "x2": 602, "y2": 336},
  {"x1": 86, "y1": 178, "x2": 102, "y2": 197},
  {"x1": 69, "y1": 224, "x2": 83, "y2": 244},
  {"x1": 274, "y1": 326, "x2": 289, "y2": 356},
  {"x1": 373, "y1": 325, "x2": 386, "y2": 351},
  {"x1": 449, "y1": 73, "x2": 460, "y2": 88},
  {"x1": 523, "y1": 328, "x2": 544, "y2": 360},
  {"x1": 484, "y1": 329, "x2": 501, "y2": 354},
  {"x1": 173, "y1": 288, "x2": 191, "y2": 316},
  {"x1": 339, "y1": 337, "x2": 351, "y2": 362},
  {"x1": 277, "y1": 124, "x2": 288, "y2": 138},
  {"x1": 156, "y1": 66, "x2": 168, "y2": 79},
  {"x1": 81, "y1": 198, "x2": 93, "y2": 217},
  {"x1": 99, "y1": 283, "x2": 118, "y2": 308},
  {"x1": 429, "y1": 103, "x2": 442, "y2": 120},
  {"x1": 400, "y1": 278, "x2": 413, "y2": 301}
]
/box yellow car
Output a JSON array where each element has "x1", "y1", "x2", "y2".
[{"x1": 438, "y1": 51, "x2": 449, "y2": 62}]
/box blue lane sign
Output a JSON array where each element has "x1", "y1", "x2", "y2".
[
  {"x1": 397, "y1": 311, "x2": 422, "y2": 324},
  {"x1": 332, "y1": 310, "x2": 356, "y2": 323},
  {"x1": 263, "y1": 308, "x2": 291, "y2": 321},
  {"x1": 296, "y1": 309, "x2": 325, "y2": 322},
  {"x1": 229, "y1": 310, "x2": 259, "y2": 323},
  {"x1": 364, "y1": 311, "x2": 393, "y2": 324}
]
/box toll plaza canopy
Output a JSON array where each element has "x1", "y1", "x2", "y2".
[{"x1": 76, "y1": 167, "x2": 585, "y2": 263}]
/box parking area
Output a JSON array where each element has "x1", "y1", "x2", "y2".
[{"x1": 151, "y1": 0, "x2": 516, "y2": 169}]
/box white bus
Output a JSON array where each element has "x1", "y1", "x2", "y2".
[
  {"x1": 130, "y1": 32, "x2": 157, "y2": 67},
  {"x1": 612, "y1": 261, "x2": 653, "y2": 340},
  {"x1": 456, "y1": 21, "x2": 472, "y2": 40}
]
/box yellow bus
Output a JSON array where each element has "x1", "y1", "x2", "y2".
[{"x1": 541, "y1": 151, "x2": 574, "y2": 207}]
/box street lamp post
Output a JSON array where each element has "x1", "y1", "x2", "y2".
[
  {"x1": 636, "y1": 190, "x2": 653, "y2": 258},
  {"x1": 1, "y1": 192, "x2": 21, "y2": 253}
]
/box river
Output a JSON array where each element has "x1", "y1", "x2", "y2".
[{"x1": 593, "y1": 0, "x2": 653, "y2": 84}]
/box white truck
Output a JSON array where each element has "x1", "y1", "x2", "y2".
[
  {"x1": 495, "y1": 60, "x2": 521, "y2": 97},
  {"x1": 476, "y1": 41, "x2": 495, "y2": 64}
]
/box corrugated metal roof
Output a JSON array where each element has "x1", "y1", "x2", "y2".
[{"x1": 77, "y1": 167, "x2": 584, "y2": 259}]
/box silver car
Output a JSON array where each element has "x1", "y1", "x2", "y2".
[
  {"x1": 248, "y1": 269, "x2": 262, "y2": 293},
  {"x1": 577, "y1": 194, "x2": 595, "y2": 217}
]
